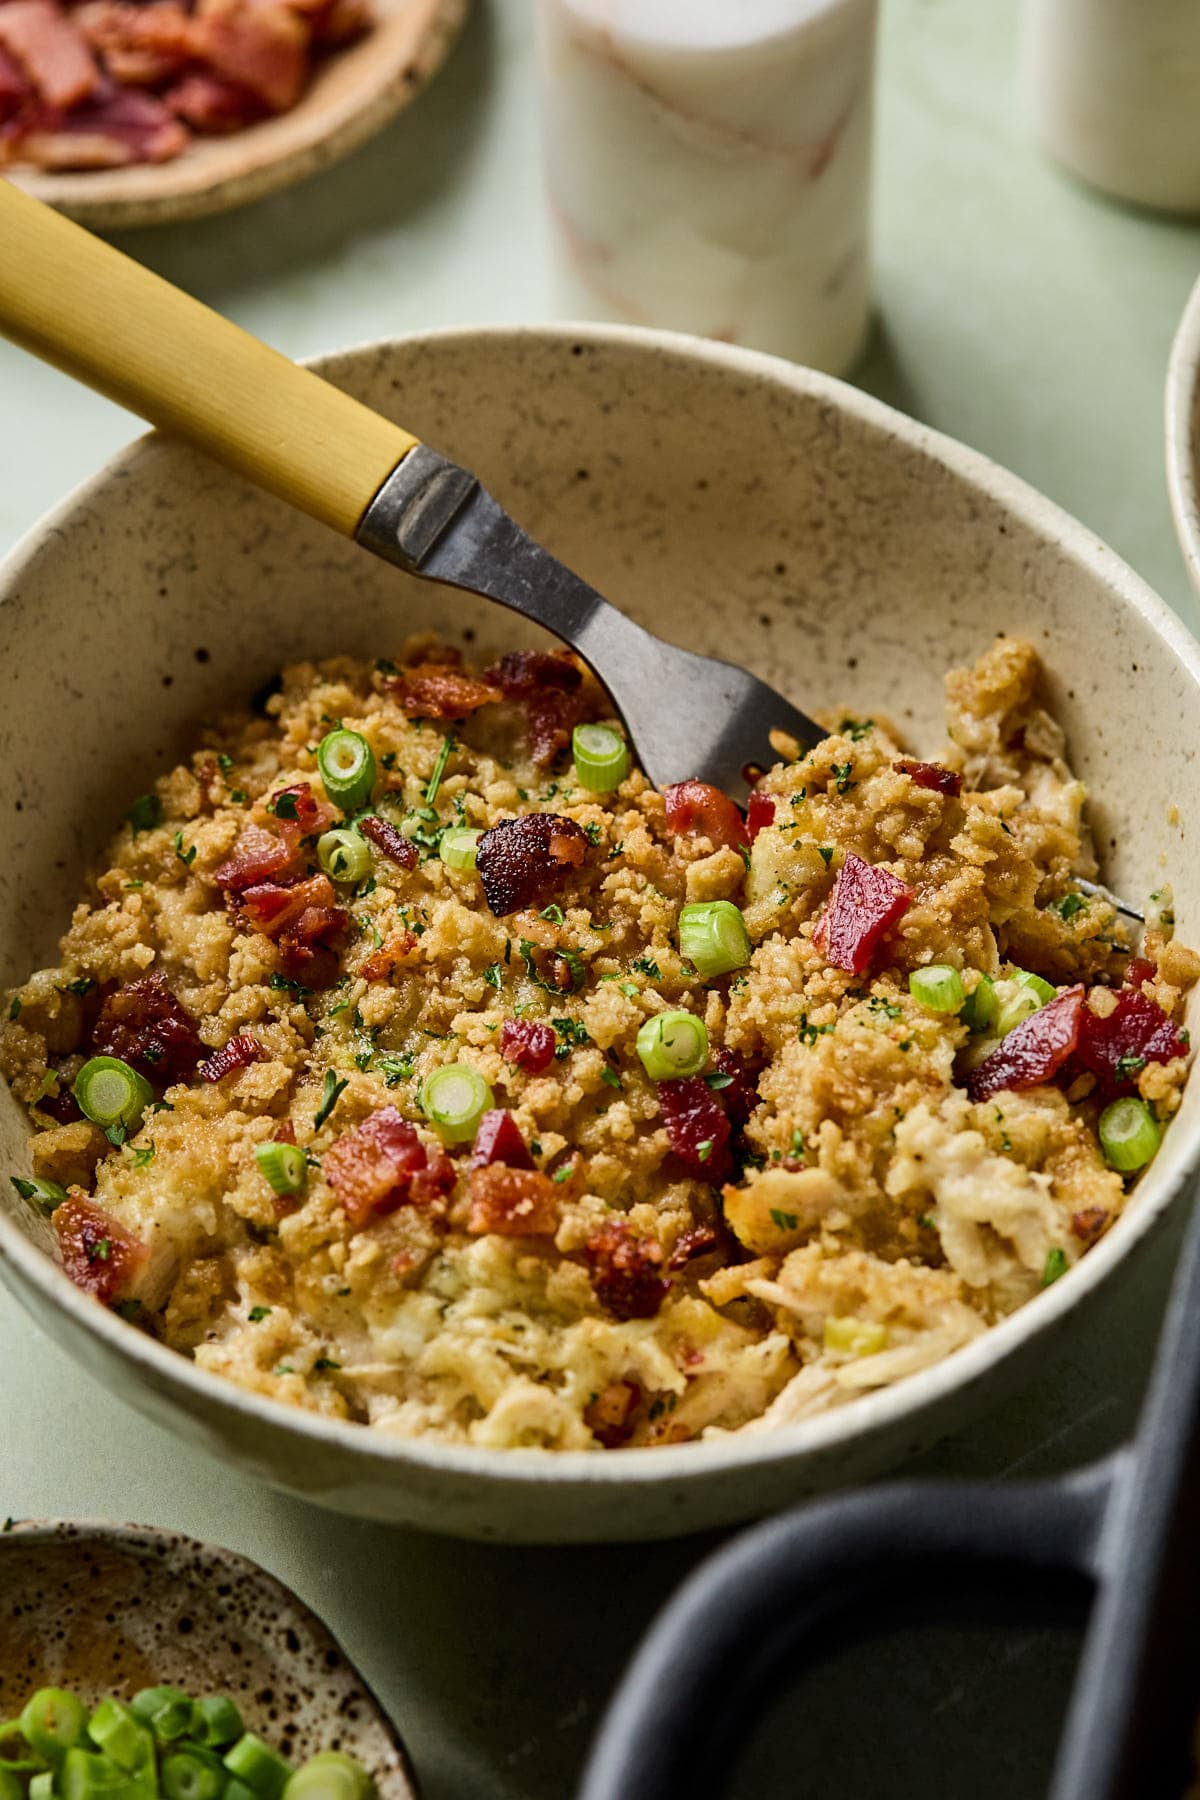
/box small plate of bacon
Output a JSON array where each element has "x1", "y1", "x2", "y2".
[{"x1": 0, "y1": 0, "x2": 467, "y2": 226}]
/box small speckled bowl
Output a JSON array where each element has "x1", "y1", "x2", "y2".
[
  {"x1": 1167, "y1": 273, "x2": 1200, "y2": 596},
  {"x1": 2, "y1": 324, "x2": 1200, "y2": 1542},
  {"x1": 0, "y1": 1520, "x2": 418, "y2": 1797}
]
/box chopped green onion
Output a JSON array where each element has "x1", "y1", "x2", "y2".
[
  {"x1": 162, "y1": 1750, "x2": 227, "y2": 1800},
  {"x1": 1042, "y1": 1247, "x2": 1069, "y2": 1287},
  {"x1": 994, "y1": 984, "x2": 1043, "y2": 1039},
  {"x1": 317, "y1": 730, "x2": 376, "y2": 812},
  {"x1": 9, "y1": 1176, "x2": 67, "y2": 1214},
  {"x1": 87, "y1": 1704, "x2": 145, "y2": 1774},
  {"x1": 419, "y1": 1063, "x2": 493, "y2": 1142},
  {"x1": 254, "y1": 1141, "x2": 307, "y2": 1196},
  {"x1": 1099, "y1": 1097, "x2": 1161, "y2": 1173},
  {"x1": 193, "y1": 1702, "x2": 245, "y2": 1754},
  {"x1": 283, "y1": 1753, "x2": 374, "y2": 1800},
  {"x1": 29, "y1": 1777, "x2": 54, "y2": 1800},
  {"x1": 571, "y1": 723, "x2": 629, "y2": 794},
  {"x1": 60, "y1": 1749, "x2": 134, "y2": 1800},
  {"x1": 130, "y1": 1691, "x2": 194, "y2": 1746},
  {"x1": 73, "y1": 1057, "x2": 152, "y2": 1134},
  {"x1": 424, "y1": 733, "x2": 455, "y2": 808},
  {"x1": 636, "y1": 1009, "x2": 709, "y2": 1080},
  {"x1": 312, "y1": 1069, "x2": 348, "y2": 1132},
  {"x1": 19, "y1": 1692, "x2": 88, "y2": 1766},
  {"x1": 961, "y1": 974, "x2": 997, "y2": 1032},
  {"x1": 908, "y1": 965, "x2": 965, "y2": 1014},
  {"x1": 0, "y1": 1719, "x2": 45, "y2": 1774},
  {"x1": 1015, "y1": 969, "x2": 1057, "y2": 1006},
  {"x1": 438, "y1": 827, "x2": 480, "y2": 872},
  {"x1": 317, "y1": 829, "x2": 371, "y2": 885},
  {"x1": 223, "y1": 1737, "x2": 292, "y2": 1800},
  {"x1": 677, "y1": 902, "x2": 752, "y2": 978}
]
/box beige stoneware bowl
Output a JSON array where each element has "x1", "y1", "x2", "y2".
[
  {"x1": 1167, "y1": 272, "x2": 1200, "y2": 597},
  {"x1": 3, "y1": 324, "x2": 1200, "y2": 1543}
]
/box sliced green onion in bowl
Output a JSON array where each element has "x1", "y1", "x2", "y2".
[
  {"x1": 28, "y1": 1776, "x2": 53, "y2": 1800},
  {"x1": 87, "y1": 1702, "x2": 145, "y2": 1774},
  {"x1": 317, "y1": 729, "x2": 376, "y2": 812},
  {"x1": 419, "y1": 1063, "x2": 493, "y2": 1142},
  {"x1": 439, "y1": 827, "x2": 481, "y2": 871},
  {"x1": 677, "y1": 901, "x2": 752, "y2": 978},
  {"x1": 162, "y1": 1749, "x2": 227, "y2": 1800},
  {"x1": 994, "y1": 984, "x2": 1043, "y2": 1039},
  {"x1": 19, "y1": 1691, "x2": 88, "y2": 1765},
  {"x1": 283, "y1": 1752, "x2": 374, "y2": 1800},
  {"x1": 961, "y1": 973, "x2": 997, "y2": 1032},
  {"x1": 254, "y1": 1141, "x2": 307, "y2": 1196},
  {"x1": 571, "y1": 723, "x2": 629, "y2": 794},
  {"x1": 0, "y1": 1772, "x2": 26, "y2": 1800},
  {"x1": 191, "y1": 1699, "x2": 243, "y2": 1751},
  {"x1": 637, "y1": 1009, "x2": 709, "y2": 1080},
  {"x1": 908, "y1": 965, "x2": 965, "y2": 1014},
  {"x1": 130, "y1": 1690, "x2": 193, "y2": 1745},
  {"x1": 10, "y1": 1175, "x2": 67, "y2": 1214},
  {"x1": 1014, "y1": 969, "x2": 1057, "y2": 1006},
  {"x1": 60, "y1": 1748, "x2": 133, "y2": 1800},
  {"x1": 223, "y1": 1738, "x2": 292, "y2": 1800},
  {"x1": 73, "y1": 1057, "x2": 153, "y2": 1133},
  {"x1": 317, "y1": 828, "x2": 370, "y2": 885},
  {"x1": 1099, "y1": 1096, "x2": 1161, "y2": 1172}
]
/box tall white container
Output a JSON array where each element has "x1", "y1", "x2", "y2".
[
  {"x1": 536, "y1": 0, "x2": 878, "y2": 375},
  {"x1": 1024, "y1": 0, "x2": 1200, "y2": 214}
]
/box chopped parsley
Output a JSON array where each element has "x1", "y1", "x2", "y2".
[
  {"x1": 62, "y1": 976, "x2": 95, "y2": 996},
  {"x1": 268, "y1": 789, "x2": 300, "y2": 820},
  {"x1": 249, "y1": 1305, "x2": 271, "y2": 1322},
  {"x1": 539, "y1": 904, "x2": 566, "y2": 925},
  {"x1": 817, "y1": 846, "x2": 834, "y2": 866},
  {"x1": 483, "y1": 964, "x2": 503, "y2": 990},
  {"x1": 1115, "y1": 1053, "x2": 1147, "y2": 1081},
  {"x1": 583, "y1": 821, "x2": 603, "y2": 845},
  {"x1": 88, "y1": 1238, "x2": 111, "y2": 1264},
  {"x1": 797, "y1": 1013, "x2": 834, "y2": 1046},
  {"x1": 1042, "y1": 1247, "x2": 1068, "y2": 1287},
  {"x1": 314, "y1": 1357, "x2": 341, "y2": 1371},
  {"x1": 695, "y1": 1139, "x2": 714, "y2": 1163},
  {"x1": 1054, "y1": 892, "x2": 1087, "y2": 922},
  {"x1": 790, "y1": 1128, "x2": 805, "y2": 1155},
  {"x1": 7, "y1": 999, "x2": 20, "y2": 1021},
  {"x1": 127, "y1": 793, "x2": 162, "y2": 833},
  {"x1": 376, "y1": 1054, "x2": 415, "y2": 1088},
  {"x1": 838, "y1": 718, "x2": 874, "y2": 742},
  {"x1": 173, "y1": 831, "x2": 197, "y2": 868},
  {"x1": 131, "y1": 1142, "x2": 156, "y2": 1168},
  {"x1": 705, "y1": 1071, "x2": 734, "y2": 1091},
  {"x1": 830, "y1": 762, "x2": 855, "y2": 794},
  {"x1": 270, "y1": 971, "x2": 311, "y2": 996},
  {"x1": 631, "y1": 957, "x2": 662, "y2": 981},
  {"x1": 600, "y1": 1066, "x2": 622, "y2": 1090},
  {"x1": 769, "y1": 1208, "x2": 799, "y2": 1231},
  {"x1": 313, "y1": 1069, "x2": 348, "y2": 1131},
  {"x1": 552, "y1": 1162, "x2": 574, "y2": 1183}
]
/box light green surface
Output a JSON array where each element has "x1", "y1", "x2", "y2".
[{"x1": 2, "y1": 3, "x2": 1199, "y2": 1796}]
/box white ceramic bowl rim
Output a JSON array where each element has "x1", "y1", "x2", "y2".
[
  {"x1": 4, "y1": 319, "x2": 1200, "y2": 1495},
  {"x1": 1166, "y1": 273, "x2": 1200, "y2": 588}
]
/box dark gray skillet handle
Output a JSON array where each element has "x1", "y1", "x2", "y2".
[{"x1": 577, "y1": 1462, "x2": 1115, "y2": 1800}]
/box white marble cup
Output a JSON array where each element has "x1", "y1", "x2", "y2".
[
  {"x1": 536, "y1": 0, "x2": 877, "y2": 375},
  {"x1": 1024, "y1": 0, "x2": 1200, "y2": 214}
]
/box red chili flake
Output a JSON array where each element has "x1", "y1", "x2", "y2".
[
  {"x1": 707, "y1": 1047, "x2": 757, "y2": 1129},
  {"x1": 476, "y1": 813, "x2": 588, "y2": 916},
  {"x1": 485, "y1": 649, "x2": 586, "y2": 767},
  {"x1": 667, "y1": 1224, "x2": 720, "y2": 1269},
  {"x1": 1125, "y1": 957, "x2": 1157, "y2": 990},
  {"x1": 358, "y1": 814, "x2": 418, "y2": 871},
  {"x1": 1071, "y1": 1207, "x2": 1110, "y2": 1247},
  {"x1": 268, "y1": 782, "x2": 335, "y2": 836},
  {"x1": 584, "y1": 1218, "x2": 671, "y2": 1320},
  {"x1": 500, "y1": 1018, "x2": 557, "y2": 1073},
  {"x1": 359, "y1": 930, "x2": 418, "y2": 982},
  {"x1": 236, "y1": 873, "x2": 337, "y2": 937},
  {"x1": 1076, "y1": 987, "x2": 1188, "y2": 1096},
  {"x1": 277, "y1": 905, "x2": 349, "y2": 990},
  {"x1": 584, "y1": 1379, "x2": 642, "y2": 1448},
  {"x1": 813, "y1": 852, "x2": 914, "y2": 975},
  {"x1": 324, "y1": 1105, "x2": 440, "y2": 1228},
  {"x1": 54, "y1": 1194, "x2": 149, "y2": 1306},
  {"x1": 893, "y1": 760, "x2": 964, "y2": 798},
  {"x1": 91, "y1": 973, "x2": 204, "y2": 1085},
  {"x1": 466, "y1": 1164, "x2": 560, "y2": 1236},
  {"x1": 746, "y1": 792, "x2": 776, "y2": 841},
  {"x1": 200, "y1": 1032, "x2": 262, "y2": 1083},
  {"x1": 386, "y1": 664, "x2": 501, "y2": 720},
  {"x1": 214, "y1": 823, "x2": 300, "y2": 892},
  {"x1": 966, "y1": 987, "x2": 1084, "y2": 1101},
  {"x1": 657, "y1": 1076, "x2": 733, "y2": 1182},
  {"x1": 471, "y1": 1108, "x2": 534, "y2": 1170},
  {"x1": 663, "y1": 780, "x2": 748, "y2": 851}
]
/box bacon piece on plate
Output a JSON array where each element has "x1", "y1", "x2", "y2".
[
  {"x1": 0, "y1": 0, "x2": 100, "y2": 108},
  {"x1": 200, "y1": 1031, "x2": 261, "y2": 1083},
  {"x1": 358, "y1": 814, "x2": 418, "y2": 871},
  {"x1": 359, "y1": 929, "x2": 417, "y2": 982},
  {"x1": 0, "y1": 45, "x2": 29, "y2": 118},
  {"x1": 54, "y1": 1193, "x2": 149, "y2": 1305},
  {"x1": 10, "y1": 82, "x2": 187, "y2": 165},
  {"x1": 813, "y1": 851, "x2": 913, "y2": 976},
  {"x1": 657, "y1": 1075, "x2": 733, "y2": 1182},
  {"x1": 476, "y1": 812, "x2": 588, "y2": 916},
  {"x1": 500, "y1": 1017, "x2": 557, "y2": 1074},
  {"x1": 1076, "y1": 987, "x2": 1189, "y2": 1096},
  {"x1": 584, "y1": 1218, "x2": 670, "y2": 1320},
  {"x1": 215, "y1": 822, "x2": 300, "y2": 892},
  {"x1": 73, "y1": 0, "x2": 192, "y2": 85},
  {"x1": 746, "y1": 792, "x2": 775, "y2": 841},
  {"x1": 324, "y1": 1105, "x2": 445, "y2": 1227},
  {"x1": 92, "y1": 972, "x2": 204, "y2": 1084},
  {"x1": 584, "y1": 1378, "x2": 641, "y2": 1447},
  {"x1": 466, "y1": 1163, "x2": 559, "y2": 1236},
  {"x1": 386, "y1": 664, "x2": 501, "y2": 721},
  {"x1": 191, "y1": 0, "x2": 308, "y2": 112},
  {"x1": 485, "y1": 649, "x2": 587, "y2": 767},
  {"x1": 470, "y1": 1108, "x2": 534, "y2": 1171},
  {"x1": 163, "y1": 69, "x2": 264, "y2": 130},
  {"x1": 967, "y1": 986, "x2": 1084, "y2": 1102},
  {"x1": 277, "y1": 903, "x2": 348, "y2": 989},
  {"x1": 663, "y1": 780, "x2": 748, "y2": 851},
  {"x1": 893, "y1": 760, "x2": 963, "y2": 798},
  {"x1": 236, "y1": 872, "x2": 335, "y2": 936}
]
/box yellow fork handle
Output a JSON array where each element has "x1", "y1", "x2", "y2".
[{"x1": 0, "y1": 178, "x2": 419, "y2": 537}]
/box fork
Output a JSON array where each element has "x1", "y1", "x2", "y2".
[{"x1": 0, "y1": 179, "x2": 820, "y2": 799}]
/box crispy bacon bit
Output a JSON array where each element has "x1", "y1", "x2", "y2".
[
  {"x1": 236, "y1": 872, "x2": 335, "y2": 936},
  {"x1": 663, "y1": 780, "x2": 748, "y2": 851},
  {"x1": 476, "y1": 813, "x2": 588, "y2": 916},
  {"x1": 358, "y1": 814, "x2": 417, "y2": 871},
  {"x1": 466, "y1": 1164, "x2": 559, "y2": 1236},
  {"x1": 0, "y1": 47, "x2": 27, "y2": 121},
  {"x1": 1071, "y1": 1207, "x2": 1110, "y2": 1248},
  {"x1": 1125, "y1": 957, "x2": 1158, "y2": 991},
  {"x1": 667, "y1": 1224, "x2": 720, "y2": 1270},
  {"x1": 268, "y1": 781, "x2": 335, "y2": 837},
  {"x1": 164, "y1": 68, "x2": 262, "y2": 129},
  {"x1": 657, "y1": 1076, "x2": 733, "y2": 1182},
  {"x1": 471, "y1": 1108, "x2": 534, "y2": 1171},
  {"x1": 54, "y1": 1193, "x2": 148, "y2": 1305},
  {"x1": 584, "y1": 1379, "x2": 642, "y2": 1448},
  {"x1": 386, "y1": 664, "x2": 501, "y2": 721},
  {"x1": 893, "y1": 759, "x2": 963, "y2": 798},
  {"x1": 8, "y1": 79, "x2": 187, "y2": 164},
  {"x1": 359, "y1": 930, "x2": 417, "y2": 982},
  {"x1": 1076, "y1": 987, "x2": 1188, "y2": 1095},
  {"x1": 708, "y1": 1047, "x2": 756, "y2": 1129},
  {"x1": 277, "y1": 904, "x2": 348, "y2": 990},
  {"x1": 0, "y1": 1, "x2": 100, "y2": 109},
  {"x1": 324, "y1": 1105, "x2": 440, "y2": 1228},
  {"x1": 199, "y1": 1031, "x2": 261, "y2": 1083},
  {"x1": 215, "y1": 822, "x2": 299, "y2": 892},
  {"x1": 813, "y1": 852, "x2": 913, "y2": 976},
  {"x1": 485, "y1": 649, "x2": 587, "y2": 766},
  {"x1": 92, "y1": 972, "x2": 204, "y2": 1084},
  {"x1": 967, "y1": 986, "x2": 1084, "y2": 1102},
  {"x1": 409, "y1": 1146, "x2": 456, "y2": 1209},
  {"x1": 746, "y1": 792, "x2": 775, "y2": 841},
  {"x1": 74, "y1": 0, "x2": 191, "y2": 85},
  {"x1": 584, "y1": 1218, "x2": 671, "y2": 1320},
  {"x1": 193, "y1": 0, "x2": 308, "y2": 112},
  {"x1": 500, "y1": 1018, "x2": 557, "y2": 1074}
]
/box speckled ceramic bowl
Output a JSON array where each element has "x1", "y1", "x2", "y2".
[
  {"x1": 3, "y1": 324, "x2": 1200, "y2": 1543},
  {"x1": 0, "y1": 1520, "x2": 418, "y2": 1797},
  {"x1": 1167, "y1": 273, "x2": 1200, "y2": 596}
]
